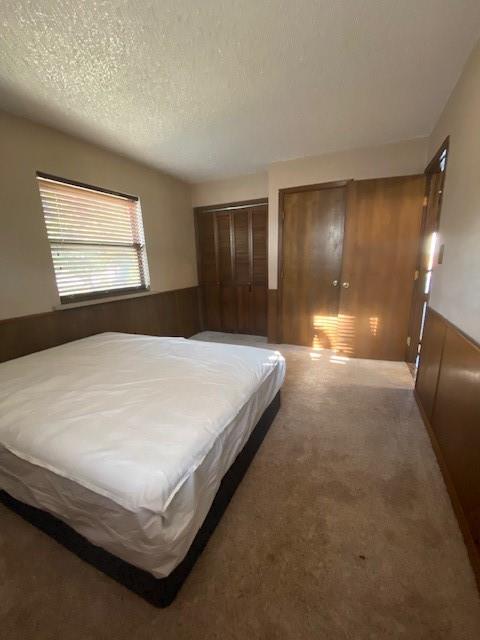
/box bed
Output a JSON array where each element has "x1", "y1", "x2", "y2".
[{"x1": 0, "y1": 332, "x2": 285, "y2": 606}]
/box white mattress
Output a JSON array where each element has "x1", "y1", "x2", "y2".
[{"x1": 0, "y1": 333, "x2": 285, "y2": 577}]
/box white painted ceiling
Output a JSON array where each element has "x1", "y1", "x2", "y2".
[{"x1": 1, "y1": 1, "x2": 480, "y2": 182}]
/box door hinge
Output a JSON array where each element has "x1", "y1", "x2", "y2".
[
  {"x1": 406, "y1": 336, "x2": 411, "y2": 347},
  {"x1": 423, "y1": 196, "x2": 428, "y2": 207},
  {"x1": 414, "y1": 270, "x2": 419, "y2": 281}
]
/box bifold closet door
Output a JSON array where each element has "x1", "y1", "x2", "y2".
[
  {"x1": 251, "y1": 206, "x2": 268, "y2": 335},
  {"x1": 196, "y1": 211, "x2": 221, "y2": 330},
  {"x1": 233, "y1": 206, "x2": 268, "y2": 335},
  {"x1": 337, "y1": 175, "x2": 425, "y2": 360},
  {"x1": 216, "y1": 212, "x2": 237, "y2": 331},
  {"x1": 234, "y1": 209, "x2": 253, "y2": 333},
  {"x1": 279, "y1": 185, "x2": 346, "y2": 347},
  {"x1": 196, "y1": 204, "x2": 268, "y2": 335}
]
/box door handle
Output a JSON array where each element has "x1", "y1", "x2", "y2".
[
  {"x1": 342, "y1": 282, "x2": 350, "y2": 289},
  {"x1": 331, "y1": 280, "x2": 339, "y2": 287}
]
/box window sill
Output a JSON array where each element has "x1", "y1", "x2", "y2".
[{"x1": 53, "y1": 289, "x2": 154, "y2": 311}]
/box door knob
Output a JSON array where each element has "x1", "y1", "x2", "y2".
[
  {"x1": 342, "y1": 282, "x2": 350, "y2": 289},
  {"x1": 332, "y1": 280, "x2": 339, "y2": 287}
]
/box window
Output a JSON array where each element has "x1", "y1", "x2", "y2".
[{"x1": 37, "y1": 174, "x2": 150, "y2": 303}]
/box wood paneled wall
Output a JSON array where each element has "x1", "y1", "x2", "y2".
[
  {"x1": 415, "y1": 307, "x2": 480, "y2": 580},
  {"x1": 267, "y1": 289, "x2": 279, "y2": 343},
  {"x1": 0, "y1": 287, "x2": 200, "y2": 363}
]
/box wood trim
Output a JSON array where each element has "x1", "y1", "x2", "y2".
[
  {"x1": 425, "y1": 137, "x2": 450, "y2": 176},
  {"x1": 194, "y1": 198, "x2": 268, "y2": 214},
  {"x1": 425, "y1": 306, "x2": 480, "y2": 351},
  {"x1": 279, "y1": 180, "x2": 349, "y2": 196},
  {"x1": 0, "y1": 287, "x2": 201, "y2": 363},
  {"x1": 405, "y1": 140, "x2": 450, "y2": 362},
  {"x1": 59, "y1": 285, "x2": 150, "y2": 305}
]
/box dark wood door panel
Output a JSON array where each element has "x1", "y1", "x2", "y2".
[
  {"x1": 195, "y1": 203, "x2": 268, "y2": 335},
  {"x1": 338, "y1": 176, "x2": 424, "y2": 360},
  {"x1": 237, "y1": 285, "x2": 253, "y2": 333},
  {"x1": 252, "y1": 206, "x2": 268, "y2": 286},
  {"x1": 234, "y1": 210, "x2": 250, "y2": 285},
  {"x1": 220, "y1": 285, "x2": 238, "y2": 332},
  {"x1": 216, "y1": 213, "x2": 234, "y2": 284},
  {"x1": 196, "y1": 211, "x2": 217, "y2": 283},
  {"x1": 280, "y1": 185, "x2": 346, "y2": 347}
]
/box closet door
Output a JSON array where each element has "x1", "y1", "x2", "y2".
[
  {"x1": 196, "y1": 211, "x2": 221, "y2": 330},
  {"x1": 234, "y1": 209, "x2": 252, "y2": 332},
  {"x1": 338, "y1": 176, "x2": 425, "y2": 360},
  {"x1": 251, "y1": 205, "x2": 268, "y2": 335},
  {"x1": 196, "y1": 203, "x2": 268, "y2": 335},
  {"x1": 279, "y1": 184, "x2": 346, "y2": 347},
  {"x1": 216, "y1": 212, "x2": 237, "y2": 331}
]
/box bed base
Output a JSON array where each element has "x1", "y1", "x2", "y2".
[{"x1": 0, "y1": 391, "x2": 280, "y2": 607}]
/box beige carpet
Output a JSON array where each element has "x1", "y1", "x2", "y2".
[{"x1": 1, "y1": 333, "x2": 480, "y2": 639}]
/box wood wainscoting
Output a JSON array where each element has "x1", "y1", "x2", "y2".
[
  {"x1": 415, "y1": 306, "x2": 480, "y2": 584},
  {"x1": 0, "y1": 287, "x2": 201, "y2": 363},
  {"x1": 267, "y1": 289, "x2": 279, "y2": 343}
]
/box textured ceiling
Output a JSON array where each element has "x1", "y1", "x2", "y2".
[{"x1": 1, "y1": 1, "x2": 480, "y2": 182}]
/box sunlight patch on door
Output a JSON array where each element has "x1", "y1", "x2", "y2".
[
  {"x1": 311, "y1": 313, "x2": 355, "y2": 357},
  {"x1": 369, "y1": 316, "x2": 379, "y2": 336},
  {"x1": 312, "y1": 314, "x2": 338, "y2": 350}
]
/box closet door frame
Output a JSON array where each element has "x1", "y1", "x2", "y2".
[
  {"x1": 194, "y1": 198, "x2": 268, "y2": 332},
  {"x1": 276, "y1": 180, "x2": 349, "y2": 344}
]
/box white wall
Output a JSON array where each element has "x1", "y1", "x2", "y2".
[
  {"x1": 191, "y1": 172, "x2": 268, "y2": 207},
  {"x1": 427, "y1": 40, "x2": 480, "y2": 342},
  {"x1": 268, "y1": 139, "x2": 428, "y2": 287},
  {"x1": 0, "y1": 110, "x2": 197, "y2": 321}
]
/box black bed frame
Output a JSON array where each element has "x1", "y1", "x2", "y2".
[{"x1": 0, "y1": 391, "x2": 280, "y2": 607}]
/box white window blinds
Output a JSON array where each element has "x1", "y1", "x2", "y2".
[{"x1": 37, "y1": 175, "x2": 150, "y2": 302}]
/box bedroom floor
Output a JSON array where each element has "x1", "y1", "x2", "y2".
[{"x1": 1, "y1": 333, "x2": 480, "y2": 639}]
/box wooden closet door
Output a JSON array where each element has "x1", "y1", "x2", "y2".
[
  {"x1": 196, "y1": 211, "x2": 221, "y2": 330},
  {"x1": 338, "y1": 176, "x2": 425, "y2": 360},
  {"x1": 216, "y1": 212, "x2": 237, "y2": 331},
  {"x1": 234, "y1": 209, "x2": 252, "y2": 333},
  {"x1": 196, "y1": 203, "x2": 268, "y2": 336},
  {"x1": 280, "y1": 185, "x2": 346, "y2": 347},
  {"x1": 251, "y1": 205, "x2": 268, "y2": 335}
]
